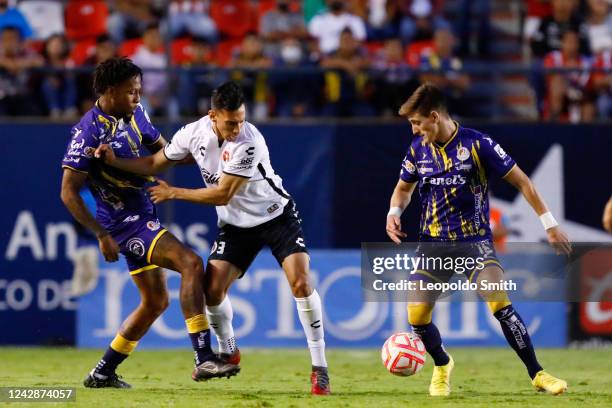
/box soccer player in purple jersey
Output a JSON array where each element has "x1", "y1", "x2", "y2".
[
  {"x1": 385, "y1": 83, "x2": 572, "y2": 396},
  {"x1": 60, "y1": 57, "x2": 239, "y2": 388}
]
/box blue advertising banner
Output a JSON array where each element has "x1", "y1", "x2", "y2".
[{"x1": 77, "y1": 250, "x2": 566, "y2": 348}]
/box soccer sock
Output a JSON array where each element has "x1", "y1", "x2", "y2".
[
  {"x1": 494, "y1": 304, "x2": 543, "y2": 379},
  {"x1": 295, "y1": 290, "x2": 327, "y2": 368},
  {"x1": 185, "y1": 314, "x2": 214, "y2": 365},
  {"x1": 206, "y1": 296, "x2": 237, "y2": 354},
  {"x1": 93, "y1": 333, "x2": 138, "y2": 377},
  {"x1": 412, "y1": 323, "x2": 450, "y2": 366}
]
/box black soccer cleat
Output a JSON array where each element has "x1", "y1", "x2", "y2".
[
  {"x1": 83, "y1": 371, "x2": 132, "y2": 389},
  {"x1": 191, "y1": 356, "x2": 240, "y2": 382}
]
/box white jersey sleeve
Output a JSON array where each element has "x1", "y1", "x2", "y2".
[
  {"x1": 223, "y1": 140, "x2": 262, "y2": 178},
  {"x1": 163, "y1": 124, "x2": 193, "y2": 161}
]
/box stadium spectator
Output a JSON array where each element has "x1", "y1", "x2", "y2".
[
  {"x1": 271, "y1": 37, "x2": 320, "y2": 117},
  {"x1": 417, "y1": 28, "x2": 470, "y2": 116},
  {"x1": 523, "y1": 0, "x2": 553, "y2": 42},
  {"x1": 371, "y1": 37, "x2": 418, "y2": 116},
  {"x1": 0, "y1": 25, "x2": 43, "y2": 115},
  {"x1": 308, "y1": 0, "x2": 366, "y2": 54},
  {"x1": 107, "y1": 0, "x2": 160, "y2": 44},
  {"x1": 41, "y1": 34, "x2": 78, "y2": 119},
  {"x1": 351, "y1": 0, "x2": 401, "y2": 41},
  {"x1": 77, "y1": 34, "x2": 118, "y2": 112},
  {"x1": 0, "y1": 0, "x2": 32, "y2": 39},
  {"x1": 229, "y1": 32, "x2": 273, "y2": 119},
  {"x1": 591, "y1": 49, "x2": 612, "y2": 118},
  {"x1": 543, "y1": 29, "x2": 594, "y2": 122},
  {"x1": 585, "y1": 0, "x2": 612, "y2": 54},
  {"x1": 131, "y1": 23, "x2": 171, "y2": 117},
  {"x1": 398, "y1": 0, "x2": 450, "y2": 44},
  {"x1": 530, "y1": 0, "x2": 590, "y2": 59},
  {"x1": 320, "y1": 27, "x2": 372, "y2": 116},
  {"x1": 259, "y1": 0, "x2": 308, "y2": 57},
  {"x1": 167, "y1": 0, "x2": 217, "y2": 41},
  {"x1": 176, "y1": 37, "x2": 221, "y2": 116}
]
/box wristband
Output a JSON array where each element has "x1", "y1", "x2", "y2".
[
  {"x1": 539, "y1": 212, "x2": 558, "y2": 230},
  {"x1": 388, "y1": 207, "x2": 403, "y2": 217}
]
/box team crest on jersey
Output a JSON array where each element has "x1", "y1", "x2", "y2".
[
  {"x1": 126, "y1": 238, "x2": 146, "y2": 258},
  {"x1": 403, "y1": 159, "x2": 416, "y2": 174},
  {"x1": 456, "y1": 146, "x2": 470, "y2": 161},
  {"x1": 147, "y1": 220, "x2": 161, "y2": 231},
  {"x1": 494, "y1": 144, "x2": 507, "y2": 158},
  {"x1": 222, "y1": 150, "x2": 230, "y2": 162}
]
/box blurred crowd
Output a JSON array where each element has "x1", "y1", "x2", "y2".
[{"x1": 0, "y1": 0, "x2": 610, "y2": 121}]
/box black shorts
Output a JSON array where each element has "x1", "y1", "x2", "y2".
[
  {"x1": 208, "y1": 201, "x2": 308, "y2": 276},
  {"x1": 411, "y1": 240, "x2": 503, "y2": 284}
]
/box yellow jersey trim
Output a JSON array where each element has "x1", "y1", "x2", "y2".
[
  {"x1": 129, "y1": 264, "x2": 158, "y2": 276},
  {"x1": 434, "y1": 120, "x2": 459, "y2": 150},
  {"x1": 146, "y1": 229, "x2": 168, "y2": 264},
  {"x1": 502, "y1": 163, "x2": 517, "y2": 179}
]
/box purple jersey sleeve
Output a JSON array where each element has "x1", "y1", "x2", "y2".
[
  {"x1": 134, "y1": 105, "x2": 161, "y2": 145},
  {"x1": 477, "y1": 134, "x2": 516, "y2": 178},
  {"x1": 399, "y1": 146, "x2": 419, "y2": 183},
  {"x1": 61, "y1": 125, "x2": 99, "y2": 173}
]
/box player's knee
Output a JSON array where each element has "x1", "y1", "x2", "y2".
[
  {"x1": 407, "y1": 303, "x2": 434, "y2": 326},
  {"x1": 290, "y1": 276, "x2": 311, "y2": 298},
  {"x1": 180, "y1": 251, "x2": 204, "y2": 276}
]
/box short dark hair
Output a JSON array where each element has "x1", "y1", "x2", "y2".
[
  {"x1": 211, "y1": 81, "x2": 245, "y2": 111},
  {"x1": 398, "y1": 83, "x2": 448, "y2": 117},
  {"x1": 93, "y1": 56, "x2": 142, "y2": 95}
]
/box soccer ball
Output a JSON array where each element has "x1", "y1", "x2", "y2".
[{"x1": 381, "y1": 332, "x2": 426, "y2": 376}]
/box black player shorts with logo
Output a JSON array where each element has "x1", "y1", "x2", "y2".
[
  {"x1": 208, "y1": 200, "x2": 308, "y2": 276},
  {"x1": 410, "y1": 239, "x2": 503, "y2": 284}
]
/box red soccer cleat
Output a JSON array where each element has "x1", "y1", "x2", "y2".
[
  {"x1": 218, "y1": 348, "x2": 241, "y2": 365},
  {"x1": 310, "y1": 366, "x2": 331, "y2": 395}
]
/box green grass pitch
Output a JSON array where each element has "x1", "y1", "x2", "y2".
[{"x1": 0, "y1": 347, "x2": 610, "y2": 407}]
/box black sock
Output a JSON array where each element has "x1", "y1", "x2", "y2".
[
  {"x1": 94, "y1": 347, "x2": 129, "y2": 377},
  {"x1": 494, "y1": 305, "x2": 543, "y2": 379},
  {"x1": 189, "y1": 329, "x2": 214, "y2": 365},
  {"x1": 412, "y1": 323, "x2": 450, "y2": 366}
]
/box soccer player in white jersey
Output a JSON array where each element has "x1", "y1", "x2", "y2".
[{"x1": 95, "y1": 81, "x2": 331, "y2": 395}]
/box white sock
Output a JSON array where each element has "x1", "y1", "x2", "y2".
[
  {"x1": 206, "y1": 296, "x2": 236, "y2": 354},
  {"x1": 295, "y1": 290, "x2": 327, "y2": 368}
]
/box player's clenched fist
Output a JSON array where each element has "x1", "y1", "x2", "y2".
[
  {"x1": 386, "y1": 215, "x2": 407, "y2": 244},
  {"x1": 94, "y1": 144, "x2": 116, "y2": 164}
]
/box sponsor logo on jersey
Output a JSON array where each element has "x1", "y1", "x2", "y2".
[
  {"x1": 201, "y1": 168, "x2": 220, "y2": 184},
  {"x1": 246, "y1": 146, "x2": 255, "y2": 156},
  {"x1": 267, "y1": 203, "x2": 280, "y2": 214},
  {"x1": 123, "y1": 215, "x2": 140, "y2": 223},
  {"x1": 422, "y1": 175, "x2": 467, "y2": 185},
  {"x1": 126, "y1": 238, "x2": 146, "y2": 258},
  {"x1": 418, "y1": 167, "x2": 434, "y2": 174},
  {"x1": 494, "y1": 144, "x2": 507, "y2": 158},
  {"x1": 456, "y1": 146, "x2": 470, "y2": 161},
  {"x1": 239, "y1": 157, "x2": 254, "y2": 166},
  {"x1": 83, "y1": 147, "x2": 96, "y2": 158},
  {"x1": 454, "y1": 162, "x2": 472, "y2": 171},
  {"x1": 110, "y1": 141, "x2": 123, "y2": 150},
  {"x1": 146, "y1": 220, "x2": 161, "y2": 231},
  {"x1": 402, "y1": 160, "x2": 416, "y2": 174},
  {"x1": 199, "y1": 146, "x2": 206, "y2": 156},
  {"x1": 222, "y1": 150, "x2": 230, "y2": 162}
]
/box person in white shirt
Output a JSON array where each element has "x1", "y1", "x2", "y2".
[
  {"x1": 94, "y1": 81, "x2": 331, "y2": 396},
  {"x1": 308, "y1": 0, "x2": 366, "y2": 54}
]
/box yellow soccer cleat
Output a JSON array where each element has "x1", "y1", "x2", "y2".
[
  {"x1": 429, "y1": 355, "x2": 454, "y2": 396},
  {"x1": 531, "y1": 371, "x2": 568, "y2": 395}
]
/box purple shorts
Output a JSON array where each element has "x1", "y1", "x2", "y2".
[{"x1": 111, "y1": 215, "x2": 167, "y2": 274}]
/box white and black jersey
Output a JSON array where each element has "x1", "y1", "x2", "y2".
[{"x1": 163, "y1": 115, "x2": 290, "y2": 228}]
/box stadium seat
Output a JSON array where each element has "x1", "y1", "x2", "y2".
[
  {"x1": 119, "y1": 38, "x2": 144, "y2": 58},
  {"x1": 210, "y1": 0, "x2": 254, "y2": 38},
  {"x1": 69, "y1": 38, "x2": 97, "y2": 65},
  {"x1": 171, "y1": 37, "x2": 193, "y2": 65},
  {"x1": 216, "y1": 38, "x2": 242, "y2": 66},
  {"x1": 363, "y1": 41, "x2": 384, "y2": 58},
  {"x1": 404, "y1": 40, "x2": 434, "y2": 67},
  {"x1": 64, "y1": 0, "x2": 109, "y2": 41}
]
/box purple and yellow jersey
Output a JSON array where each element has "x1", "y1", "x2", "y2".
[
  {"x1": 399, "y1": 122, "x2": 516, "y2": 242},
  {"x1": 61, "y1": 102, "x2": 161, "y2": 231}
]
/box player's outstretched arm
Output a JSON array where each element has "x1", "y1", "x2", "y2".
[
  {"x1": 386, "y1": 179, "x2": 416, "y2": 244},
  {"x1": 148, "y1": 173, "x2": 248, "y2": 206},
  {"x1": 60, "y1": 169, "x2": 120, "y2": 262},
  {"x1": 503, "y1": 165, "x2": 572, "y2": 255},
  {"x1": 94, "y1": 144, "x2": 174, "y2": 175}
]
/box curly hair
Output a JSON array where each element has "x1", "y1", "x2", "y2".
[{"x1": 93, "y1": 56, "x2": 142, "y2": 95}]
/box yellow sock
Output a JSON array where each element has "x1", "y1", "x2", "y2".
[
  {"x1": 185, "y1": 314, "x2": 209, "y2": 333},
  {"x1": 110, "y1": 333, "x2": 138, "y2": 355}
]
